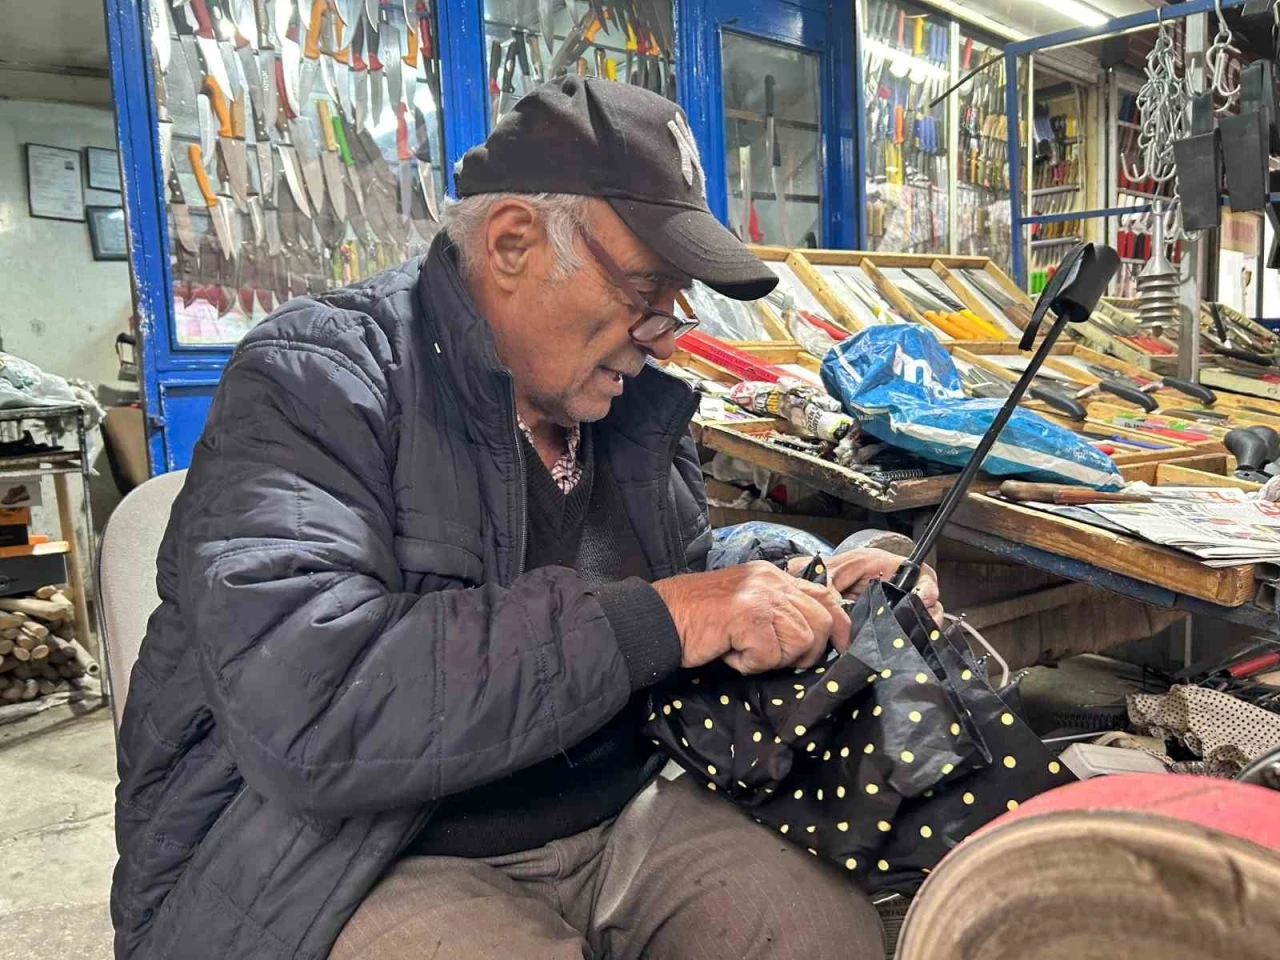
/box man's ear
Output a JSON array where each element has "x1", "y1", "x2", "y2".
[{"x1": 483, "y1": 198, "x2": 543, "y2": 293}]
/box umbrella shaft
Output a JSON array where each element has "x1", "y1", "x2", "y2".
[{"x1": 893, "y1": 312, "x2": 1072, "y2": 593}]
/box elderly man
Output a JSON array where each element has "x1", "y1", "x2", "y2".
[{"x1": 113, "y1": 79, "x2": 940, "y2": 960}]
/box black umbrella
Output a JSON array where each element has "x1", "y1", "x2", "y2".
[{"x1": 644, "y1": 243, "x2": 1121, "y2": 891}]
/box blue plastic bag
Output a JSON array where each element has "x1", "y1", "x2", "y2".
[{"x1": 820, "y1": 325, "x2": 1123, "y2": 490}]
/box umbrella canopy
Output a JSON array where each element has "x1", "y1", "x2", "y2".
[{"x1": 644, "y1": 243, "x2": 1120, "y2": 890}]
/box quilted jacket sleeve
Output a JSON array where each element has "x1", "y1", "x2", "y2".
[{"x1": 177, "y1": 308, "x2": 653, "y2": 819}]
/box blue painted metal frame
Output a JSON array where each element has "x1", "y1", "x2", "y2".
[
  {"x1": 687, "y1": 0, "x2": 857, "y2": 248},
  {"x1": 1006, "y1": 0, "x2": 1251, "y2": 286}
]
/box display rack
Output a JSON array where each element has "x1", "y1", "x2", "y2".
[{"x1": 0, "y1": 406, "x2": 97, "y2": 658}]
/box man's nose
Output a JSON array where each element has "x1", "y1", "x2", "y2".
[{"x1": 643, "y1": 331, "x2": 677, "y2": 362}]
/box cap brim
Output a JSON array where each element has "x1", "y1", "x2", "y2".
[{"x1": 607, "y1": 199, "x2": 779, "y2": 301}]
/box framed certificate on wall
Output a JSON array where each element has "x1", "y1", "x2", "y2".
[
  {"x1": 86, "y1": 205, "x2": 128, "y2": 261},
  {"x1": 85, "y1": 146, "x2": 121, "y2": 191},
  {"x1": 25, "y1": 143, "x2": 84, "y2": 222}
]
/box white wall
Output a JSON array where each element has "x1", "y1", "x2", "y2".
[{"x1": 0, "y1": 99, "x2": 132, "y2": 387}]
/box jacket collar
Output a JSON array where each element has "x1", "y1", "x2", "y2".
[{"x1": 416, "y1": 232, "x2": 696, "y2": 456}]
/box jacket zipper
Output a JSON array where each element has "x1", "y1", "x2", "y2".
[
  {"x1": 659, "y1": 389, "x2": 699, "y2": 574},
  {"x1": 506, "y1": 378, "x2": 528, "y2": 580}
]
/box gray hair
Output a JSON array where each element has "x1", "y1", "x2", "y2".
[{"x1": 441, "y1": 192, "x2": 594, "y2": 282}]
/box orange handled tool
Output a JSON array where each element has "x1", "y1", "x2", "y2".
[
  {"x1": 304, "y1": 0, "x2": 327, "y2": 59},
  {"x1": 188, "y1": 144, "x2": 218, "y2": 207},
  {"x1": 203, "y1": 77, "x2": 233, "y2": 137},
  {"x1": 316, "y1": 100, "x2": 337, "y2": 151}
]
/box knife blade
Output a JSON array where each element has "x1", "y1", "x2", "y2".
[
  {"x1": 412, "y1": 105, "x2": 438, "y2": 221},
  {"x1": 277, "y1": 141, "x2": 312, "y2": 217},
  {"x1": 395, "y1": 102, "x2": 413, "y2": 220},
  {"x1": 538, "y1": 0, "x2": 556, "y2": 54},
  {"x1": 275, "y1": 0, "x2": 303, "y2": 116},
  {"x1": 736, "y1": 119, "x2": 750, "y2": 241},
  {"x1": 214, "y1": 148, "x2": 244, "y2": 260},
  {"x1": 380, "y1": 7, "x2": 404, "y2": 111},
  {"x1": 150, "y1": 0, "x2": 173, "y2": 73},
  {"x1": 316, "y1": 100, "x2": 348, "y2": 223},
  {"x1": 167, "y1": 158, "x2": 199, "y2": 254},
  {"x1": 350, "y1": 12, "x2": 370, "y2": 130},
  {"x1": 367, "y1": 5, "x2": 385, "y2": 126},
  {"x1": 189, "y1": 142, "x2": 234, "y2": 258},
  {"x1": 290, "y1": 114, "x2": 328, "y2": 214},
  {"x1": 764, "y1": 74, "x2": 788, "y2": 246}
]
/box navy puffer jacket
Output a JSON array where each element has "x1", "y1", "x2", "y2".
[{"x1": 111, "y1": 236, "x2": 711, "y2": 959}]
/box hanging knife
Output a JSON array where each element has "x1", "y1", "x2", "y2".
[
  {"x1": 488, "y1": 38, "x2": 503, "y2": 125},
  {"x1": 496, "y1": 39, "x2": 519, "y2": 119},
  {"x1": 189, "y1": 143, "x2": 235, "y2": 258},
  {"x1": 315, "y1": 100, "x2": 348, "y2": 223},
  {"x1": 331, "y1": 111, "x2": 365, "y2": 214},
  {"x1": 412, "y1": 105, "x2": 438, "y2": 222},
  {"x1": 225, "y1": 92, "x2": 252, "y2": 210},
  {"x1": 379, "y1": 2, "x2": 404, "y2": 112},
  {"x1": 351, "y1": 12, "x2": 370, "y2": 130},
  {"x1": 764, "y1": 74, "x2": 788, "y2": 245},
  {"x1": 395, "y1": 102, "x2": 414, "y2": 220},
  {"x1": 249, "y1": 0, "x2": 279, "y2": 132},
  {"x1": 366, "y1": 6, "x2": 385, "y2": 127},
  {"x1": 736, "y1": 119, "x2": 751, "y2": 241},
  {"x1": 297, "y1": 0, "x2": 330, "y2": 106},
  {"x1": 539, "y1": 0, "x2": 556, "y2": 54},
  {"x1": 274, "y1": 0, "x2": 303, "y2": 117},
  {"x1": 167, "y1": 157, "x2": 199, "y2": 255},
  {"x1": 289, "y1": 113, "x2": 329, "y2": 214}
]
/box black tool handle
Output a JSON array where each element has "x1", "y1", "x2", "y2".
[
  {"x1": 1161, "y1": 377, "x2": 1217, "y2": 406},
  {"x1": 1028, "y1": 384, "x2": 1087, "y2": 421},
  {"x1": 1226, "y1": 427, "x2": 1270, "y2": 472},
  {"x1": 1215, "y1": 344, "x2": 1275, "y2": 366},
  {"x1": 1099, "y1": 380, "x2": 1159, "y2": 412}
]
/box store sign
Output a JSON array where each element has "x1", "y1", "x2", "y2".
[{"x1": 1222, "y1": 211, "x2": 1261, "y2": 256}]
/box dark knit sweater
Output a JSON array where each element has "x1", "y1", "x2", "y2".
[{"x1": 405, "y1": 426, "x2": 682, "y2": 858}]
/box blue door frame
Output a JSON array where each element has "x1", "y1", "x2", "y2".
[{"x1": 104, "y1": 0, "x2": 861, "y2": 473}]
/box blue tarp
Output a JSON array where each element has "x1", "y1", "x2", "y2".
[{"x1": 820, "y1": 326, "x2": 1123, "y2": 490}]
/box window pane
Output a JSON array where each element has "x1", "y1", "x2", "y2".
[
  {"x1": 483, "y1": 1, "x2": 676, "y2": 125},
  {"x1": 152, "y1": 0, "x2": 448, "y2": 346},
  {"x1": 722, "y1": 33, "x2": 822, "y2": 249}
]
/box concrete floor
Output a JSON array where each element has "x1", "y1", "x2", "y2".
[{"x1": 0, "y1": 711, "x2": 116, "y2": 960}]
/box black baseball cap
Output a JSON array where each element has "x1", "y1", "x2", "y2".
[{"x1": 453, "y1": 77, "x2": 778, "y2": 302}]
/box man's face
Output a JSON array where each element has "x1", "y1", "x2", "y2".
[{"x1": 475, "y1": 198, "x2": 686, "y2": 428}]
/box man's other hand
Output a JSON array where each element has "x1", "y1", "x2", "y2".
[
  {"x1": 653, "y1": 561, "x2": 852, "y2": 675},
  {"x1": 788, "y1": 548, "x2": 944, "y2": 626}
]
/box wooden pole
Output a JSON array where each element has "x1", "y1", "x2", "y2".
[{"x1": 53, "y1": 472, "x2": 94, "y2": 662}]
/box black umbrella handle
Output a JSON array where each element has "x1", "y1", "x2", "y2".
[
  {"x1": 889, "y1": 313, "x2": 1072, "y2": 594},
  {"x1": 890, "y1": 242, "x2": 1121, "y2": 595}
]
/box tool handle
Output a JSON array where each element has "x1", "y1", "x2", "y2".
[
  {"x1": 188, "y1": 144, "x2": 219, "y2": 206},
  {"x1": 896, "y1": 10, "x2": 906, "y2": 48},
  {"x1": 253, "y1": 0, "x2": 272, "y2": 47},
  {"x1": 913, "y1": 17, "x2": 924, "y2": 56},
  {"x1": 488, "y1": 38, "x2": 502, "y2": 89},
  {"x1": 1160, "y1": 377, "x2": 1217, "y2": 405},
  {"x1": 395, "y1": 102, "x2": 411, "y2": 161},
  {"x1": 304, "y1": 0, "x2": 327, "y2": 58},
  {"x1": 515, "y1": 31, "x2": 531, "y2": 77},
  {"x1": 316, "y1": 100, "x2": 338, "y2": 151},
  {"x1": 962, "y1": 36, "x2": 973, "y2": 71},
  {"x1": 332, "y1": 113, "x2": 353, "y2": 164},
  {"x1": 1053, "y1": 489, "x2": 1152, "y2": 505},
  {"x1": 1099, "y1": 380, "x2": 1159, "y2": 412},
  {"x1": 1228, "y1": 650, "x2": 1280, "y2": 679},
  {"x1": 404, "y1": 27, "x2": 419, "y2": 68},
  {"x1": 1028, "y1": 384, "x2": 1087, "y2": 421},
  {"x1": 203, "y1": 77, "x2": 234, "y2": 136},
  {"x1": 230, "y1": 94, "x2": 246, "y2": 138},
  {"x1": 274, "y1": 56, "x2": 296, "y2": 120},
  {"x1": 417, "y1": 1, "x2": 433, "y2": 57},
  {"x1": 191, "y1": 0, "x2": 215, "y2": 37}
]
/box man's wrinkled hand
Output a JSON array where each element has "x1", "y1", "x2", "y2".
[
  {"x1": 788, "y1": 548, "x2": 944, "y2": 626},
  {"x1": 653, "y1": 561, "x2": 852, "y2": 675}
]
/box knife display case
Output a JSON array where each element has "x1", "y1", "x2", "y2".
[
  {"x1": 721, "y1": 34, "x2": 822, "y2": 251},
  {"x1": 861, "y1": 0, "x2": 950, "y2": 257},
  {"x1": 482, "y1": 0, "x2": 676, "y2": 127},
  {"x1": 953, "y1": 27, "x2": 1011, "y2": 276},
  {"x1": 151, "y1": 0, "x2": 448, "y2": 349}
]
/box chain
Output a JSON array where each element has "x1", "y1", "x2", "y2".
[
  {"x1": 1121, "y1": 17, "x2": 1190, "y2": 188},
  {"x1": 1206, "y1": 0, "x2": 1243, "y2": 111}
]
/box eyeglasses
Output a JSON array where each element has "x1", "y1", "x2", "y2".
[{"x1": 578, "y1": 230, "x2": 699, "y2": 343}]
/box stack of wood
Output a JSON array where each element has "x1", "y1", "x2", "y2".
[{"x1": 0, "y1": 585, "x2": 99, "y2": 705}]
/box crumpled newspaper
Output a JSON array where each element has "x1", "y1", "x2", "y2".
[{"x1": 1128, "y1": 684, "x2": 1280, "y2": 777}]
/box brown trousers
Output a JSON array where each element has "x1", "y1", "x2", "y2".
[{"x1": 330, "y1": 774, "x2": 884, "y2": 960}]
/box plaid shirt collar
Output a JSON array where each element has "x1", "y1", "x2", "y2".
[{"x1": 517, "y1": 416, "x2": 583, "y2": 494}]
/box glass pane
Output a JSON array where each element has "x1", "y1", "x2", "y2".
[
  {"x1": 152, "y1": 0, "x2": 448, "y2": 347},
  {"x1": 1027, "y1": 70, "x2": 1089, "y2": 295},
  {"x1": 721, "y1": 34, "x2": 822, "y2": 249},
  {"x1": 861, "y1": 0, "x2": 949, "y2": 255},
  {"x1": 953, "y1": 29, "x2": 1011, "y2": 274},
  {"x1": 483, "y1": 1, "x2": 676, "y2": 125}
]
